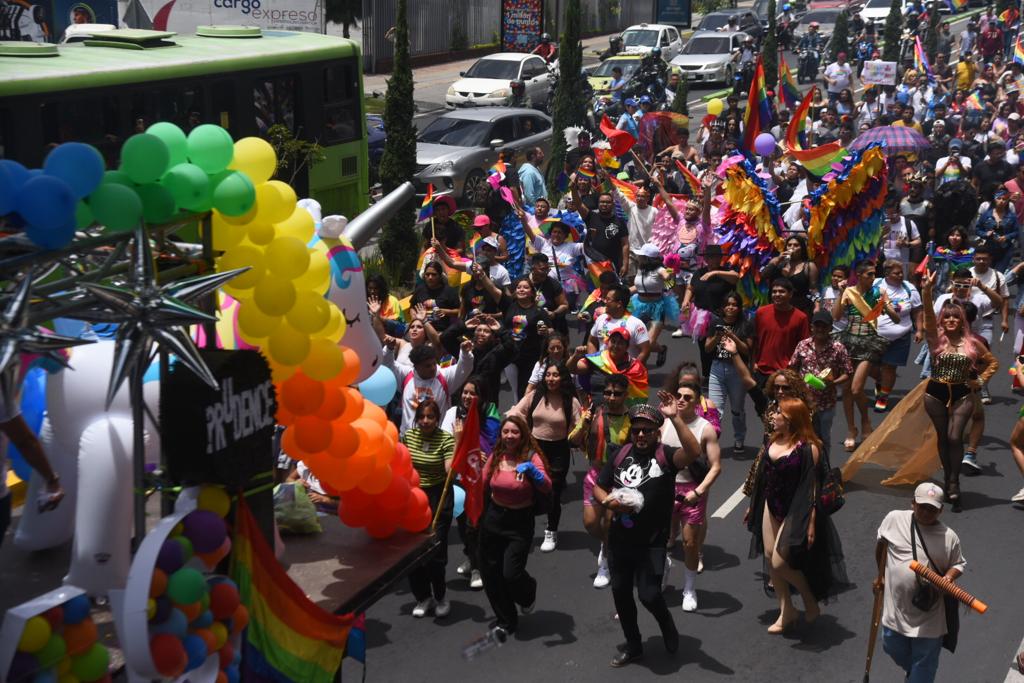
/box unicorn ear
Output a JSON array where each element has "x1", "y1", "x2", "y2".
[{"x1": 320, "y1": 215, "x2": 348, "y2": 238}]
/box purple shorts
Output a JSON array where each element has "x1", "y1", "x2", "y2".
[
  {"x1": 583, "y1": 466, "x2": 602, "y2": 507},
  {"x1": 673, "y1": 481, "x2": 708, "y2": 526}
]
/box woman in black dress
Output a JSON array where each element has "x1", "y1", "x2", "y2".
[{"x1": 504, "y1": 276, "x2": 552, "y2": 401}]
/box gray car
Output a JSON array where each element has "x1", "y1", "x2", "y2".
[
  {"x1": 415, "y1": 108, "x2": 553, "y2": 206},
  {"x1": 670, "y1": 31, "x2": 748, "y2": 85}
]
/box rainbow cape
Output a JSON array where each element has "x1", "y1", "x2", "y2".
[
  {"x1": 675, "y1": 159, "x2": 702, "y2": 197},
  {"x1": 417, "y1": 184, "x2": 433, "y2": 221},
  {"x1": 741, "y1": 55, "x2": 774, "y2": 154},
  {"x1": 913, "y1": 36, "x2": 935, "y2": 83},
  {"x1": 584, "y1": 350, "x2": 649, "y2": 401},
  {"x1": 1015, "y1": 32, "x2": 1024, "y2": 65},
  {"x1": 786, "y1": 87, "x2": 849, "y2": 176},
  {"x1": 232, "y1": 498, "x2": 354, "y2": 683},
  {"x1": 778, "y1": 55, "x2": 801, "y2": 110}
]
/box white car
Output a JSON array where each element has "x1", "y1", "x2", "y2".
[
  {"x1": 859, "y1": 0, "x2": 897, "y2": 27},
  {"x1": 445, "y1": 53, "x2": 550, "y2": 109},
  {"x1": 619, "y1": 23, "x2": 685, "y2": 60}
]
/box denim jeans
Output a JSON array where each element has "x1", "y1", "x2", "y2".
[
  {"x1": 882, "y1": 627, "x2": 942, "y2": 683},
  {"x1": 811, "y1": 406, "x2": 835, "y2": 446},
  {"x1": 708, "y1": 359, "x2": 747, "y2": 443}
]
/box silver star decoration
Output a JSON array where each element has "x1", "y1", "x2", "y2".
[
  {"x1": 0, "y1": 276, "x2": 95, "y2": 410},
  {"x1": 77, "y1": 226, "x2": 249, "y2": 408}
]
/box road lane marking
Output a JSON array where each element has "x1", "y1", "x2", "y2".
[{"x1": 711, "y1": 484, "x2": 747, "y2": 519}]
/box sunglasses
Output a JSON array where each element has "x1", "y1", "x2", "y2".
[
  {"x1": 603, "y1": 389, "x2": 625, "y2": 397},
  {"x1": 630, "y1": 426, "x2": 657, "y2": 435},
  {"x1": 953, "y1": 283, "x2": 971, "y2": 289},
  {"x1": 678, "y1": 394, "x2": 696, "y2": 402}
]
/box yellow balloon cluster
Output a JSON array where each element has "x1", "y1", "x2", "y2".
[{"x1": 212, "y1": 137, "x2": 345, "y2": 381}]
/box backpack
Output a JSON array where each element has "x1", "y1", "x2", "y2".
[{"x1": 402, "y1": 369, "x2": 449, "y2": 403}]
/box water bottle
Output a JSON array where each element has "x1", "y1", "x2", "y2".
[{"x1": 462, "y1": 626, "x2": 509, "y2": 660}]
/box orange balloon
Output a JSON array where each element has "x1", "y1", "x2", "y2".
[
  {"x1": 384, "y1": 421, "x2": 399, "y2": 446},
  {"x1": 326, "y1": 421, "x2": 358, "y2": 459},
  {"x1": 216, "y1": 673, "x2": 228, "y2": 683},
  {"x1": 64, "y1": 619, "x2": 98, "y2": 657},
  {"x1": 179, "y1": 600, "x2": 203, "y2": 622},
  {"x1": 358, "y1": 462, "x2": 392, "y2": 495},
  {"x1": 280, "y1": 427, "x2": 315, "y2": 460},
  {"x1": 193, "y1": 627, "x2": 217, "y2": 654},
  {"x1": 280, "y1": 372, "x2": 325, "y2": 416},
  {"x1": 275, "y1": 401, "x2": 296, "y2": 426},
  {"x1": 232, "y1": 605, "x2": 249, "y2": 633},
  {"x1": 335, "y1": 452, "x2": 375, "y2": 490},
  {"x1": 338, "y1": 388, "x2": 364, "y2": 423},
  {"x1": 315, "y1": 387, "x2": 345, "y2": 420},
  {"x1": 294, "y1": 415, "x2": 332, "y2": 454},
  {"x1": 351, "y1": 417, "x2": 383, "y2": 447},
  {"x1": 337, "y1": 347, "x2": 361, "y2": 386},
  {"x1": 361, "y1": 402, "x2": 389, "y2": 428},
  {"x1": 301, "y1": 451, "x2": 340, "y2": 489},
  {"x1": 150, "y1": 569, "x2": 168, "y2": 598}
]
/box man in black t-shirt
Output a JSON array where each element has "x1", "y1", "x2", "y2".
[
  {"x1": 577, "y1": 190, "x2": 629, "y2": 277},
  {"x1": 528, "y1": 253, "x2": 569, "y2": 334},
  {"x1": 593, "y1": 399, "x2": 700, "y2": 668},
  {"x1": 972, "y1": 140, "x2": 1015, "y2": 201}
]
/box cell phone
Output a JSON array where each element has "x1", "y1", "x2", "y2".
[{"x1": 714, "y1": 324, "x2": 725, "y2": 333}]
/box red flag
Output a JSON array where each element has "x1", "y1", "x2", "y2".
[
  {"x1": 450, "y1": 397, "x2": 485, "y2": 525},
  {"x1": 600, "y1": 114, "x2": 636, "y2": 157},
  {"x1": 914, "y1": 254, "x2": 930, "y2": 276}
]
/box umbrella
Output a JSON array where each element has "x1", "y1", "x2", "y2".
[{"x1": 848, "y1": 125, "x2": 930, "y2": 154}]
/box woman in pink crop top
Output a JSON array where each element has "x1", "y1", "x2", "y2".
[{"x1": 478, "y1": 415, "x2": 551, "y2": 636}]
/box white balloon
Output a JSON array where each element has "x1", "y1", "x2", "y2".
[
  {"x1": 63, "y1": 417, "x2": 135, "y2": 596},
  {"x1": 320, "y1": 231, "x2": 383, "y2": 383}
]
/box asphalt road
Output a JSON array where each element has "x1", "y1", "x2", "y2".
[{"x1": 339, "y1": 319, "x2": 1024, "y2": 683}]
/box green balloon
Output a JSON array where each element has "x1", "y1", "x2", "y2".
[
  {"x1": 102, "y1": 169, "x2": 133, "y2": 186},
  {"x1": 37, "y1": 633, "x2": 66, "y2": 667},
  {"x1": 146, "y1": 121, "x2": 188, "y2": 167},
  {"x1": 136, "y1": 183, "x2": 177, "y2": 224},
  {"x1": 70, "y1": 643, "x2": 109, "y2": 682},
  {"x1": 213, "y1": 171, "x2": 256, "y2": 216},
  {"x1": 162, "y1": 163, "x2": 211, "y2": 212},
  {"x1": 167, "y1": 567, "x2": 207, "y2": 604},
  {"x1": 186, "y1": 124, "x2": 234, "y2": 174},
  {"x1": 75, "y1": 200, "x2": 94, "y2": 229},
  {"x1": 120, "y1": 133, "x2": 170, "y2": 184},
  {"x1": 89, "y1": 183, "x2": 143, "y2": 232}
]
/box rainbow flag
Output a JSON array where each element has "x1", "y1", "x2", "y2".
[
  {"x1": 913, "y1": 36, "x2": 934, "y2": 83},
  {"x1": 1015, "y1": 32, "x2": 1024, "y2": 65},
  {"x1": 593, "y1": 146, "x2": 621, "y2": 169},
  {"x1": 778, "y1": 55, "x2": 801, "y2": 110},
  {"x1": 584, "y1": 350, "x2": 649, "y2": 401},
  {"x1": 675, "y1": 159, "x2": 702, "y2": 197},
  {"x1": 741, "y1": 55, "x2": 775, "y2": 154},
  {"x1": 417, "y1": 184, "x2": 433, "y2": 222},
  {"x1": 586, "y1": 260, "x2": 613, "y2": 289},
  {"x1": 609, "y1": 175, "x2": 639, "y2": 204},
  {"x1": 232, "y1": 498, "x2": 354, "y2": 683},
  {"x1": 999, "y1": 7, "x2": 1017, "y2": 24},
  {"x1": 965, "y1": 91, "x2": 984, "y2": 110},
  {"x1": 489, "y1": 160, "x2": 507, "y2": 176},
  {"x1": 577, "y1": 166, "x2": 596, "y2": 179},
  {"x1": 786, "y1": 87, "x2": 848, "y2": 176},
  {"x1": 946, "y1": 0, "x2": 967, "y2": 10}
]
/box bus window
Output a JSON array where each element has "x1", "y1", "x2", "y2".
[
  {"x1": 40, "y1": 97, "x2": 122, "y2": 167},
  {"x1": 254, "y1": 75, "x2": 297, "y2": 135},
  {"x1": 211, "y1": 81, "x2": 235, "y2": 133},
  {"x1": 130, "y1": 87, "x2": 206, "y2": 134},
  {"x1": 322, "y1": 62, "x2": 358, "y2": 145}
]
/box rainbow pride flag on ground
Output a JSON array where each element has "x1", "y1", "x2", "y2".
[
  {"x1": 417, "y1": 184, "x2": 433, "y2": 221},
  {"x1": 786, "y1": 87, "x2": 848, "y2": 176},
  {"x1": 778, "y1": 55, "x2": 801, "y2": 110},
  {"x1": 741, "y1": 55, "x2": 774, "y2": 154},
  {"x1": 233, "y1": 498, "x2": 354, "y2": 683}
]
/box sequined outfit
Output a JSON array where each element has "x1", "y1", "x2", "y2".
[
  {"x1": 925, "y1": 352, "x2": 973, "y2": 404},
  {"x1": 764, "y1": 443, "x2": 805, "y2": 520},
  {"x1": 838, "y1": 302, "x2": 889, "y2": 364}
]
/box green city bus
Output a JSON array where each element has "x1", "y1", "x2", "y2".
[{"x1": 0, "y1": 28, "x2": 368, "y2": 217}]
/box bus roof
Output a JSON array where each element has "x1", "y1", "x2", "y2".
[{"x1": 0, "y1": 30, "x2": 360, "y2": 97}]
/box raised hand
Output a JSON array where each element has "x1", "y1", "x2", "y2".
[
  {"x1": 657, "y1": 390, "x2": 678, "y2": 419},
  {"x1": 367, "y1": 295, "x2": 382, "y2": 316}
]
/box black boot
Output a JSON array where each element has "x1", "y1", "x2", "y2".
[{"x1": 947, "y1": 478, "x2": 962, "y2": 513}]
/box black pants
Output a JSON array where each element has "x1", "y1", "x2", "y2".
[
  {"x1": 514, "y1": 352, "x2": 540, "y2": 399},
  {"x1": 479, "y1": 502, "x2": 537, "y2": 633},
  {"x1": 456, "y1": 512, "x2": 479, "y2": 571},
  {"x1": 537, "y1": 438, "x2": 570, "y2": 532},
  {"x1": 409, "y1": 483, "x2": 453, "y2": 602},
  {"x1": 608, "y1": 540, "x2": 677, "y2": 654}
]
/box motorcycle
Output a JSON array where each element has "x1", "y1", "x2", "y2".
[
  {"x1": 777, "y1": 19, "x2": 795, "y2": 50},
  {"x1": 733, "y1": 59, "x2": 755, "y2": 97},
  {"x1": 797, "y1": 49, "x2": 819, "y2": 84}
]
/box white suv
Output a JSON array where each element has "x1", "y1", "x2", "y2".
[{"x1": 619, "y1": 23, "x2": 685, "y2": 60}]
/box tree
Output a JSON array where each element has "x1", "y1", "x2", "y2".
[
  {"x1": 325, "y1": 0, "x2": 360, "y2": 38},
  {"x1": 377, "y1": 0, "x2": 418, "y2": 283},
  {"x1": 882, "y1": 0, "x2": 902, "y2": 64},
  {"x1": 764, "y1": 0, "x2": 779, "y2": 91},
  {"x1": 925, "y1": 1, "x2": 940, "y2": 62},
  {"x1": 671, "y1": 75, "x2": 690, "y2": 116},
  {"x1": 546, "y1": 0, "x2": 589, "y2": 194},
  {"x1": 830, "y1": 10, "x2": 850, "y2": 63}
]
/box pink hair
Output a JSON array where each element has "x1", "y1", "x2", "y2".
[{"x1": 934, "y1": 301, "x2": 986, "y2": 363}]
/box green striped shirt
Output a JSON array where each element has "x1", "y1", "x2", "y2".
[{"x1": 402, "y1": 428, "x2": 456, "y2": 488}]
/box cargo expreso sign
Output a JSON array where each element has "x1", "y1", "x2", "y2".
[{"x1": 143, "y1": 0, "x2": 322, "y2": 33}]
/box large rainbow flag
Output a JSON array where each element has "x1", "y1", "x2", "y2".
[
  {"x1": 913, "y1": 36, "x2": 935, "y2": 83},
  {"x1": 1015, "y1": 31, "x2": 1024, "y2": 65},
  {"x1": 786, "y1": 87, "x2": 848, "y2": 176},
  {"x1": 741, "y1": 55, "x2": 774, "y2": 154},
  {"x1": 232, "y1": 498, "x2": 354, "y2": 683},
  {"x1": 778, "y1": 55, "x2": 801, "y2": 110}
]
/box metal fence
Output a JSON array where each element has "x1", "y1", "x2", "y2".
[{"x1": 362, "y1": 0, "x2": 656, "y2": 73}]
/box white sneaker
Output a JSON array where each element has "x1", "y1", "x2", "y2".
[
  {"x1": 1012, "y1": 487, "x2": 1024, "y2": 503},
  {"x1": 698, "y1": 553, "x2": 704, "y2": 574},
  {"x1": 470, "y1": 570, "x2": 483, "y2": 590},
  {"x1": 682, "y1": 591, "x2": 698, "y2": 612},
  {"x1": 412, "y1": 598, "x2": 434, "y2": 618},
  {"x1": 520, "y1": 600, "x2": 535, "y2": 614},
  {"x1": 671, "y1": 329, "x2": 685, "y2": 338},
  {"x1": 434, "y1": 598, "x2": 451, "y2": 617},
  {"x1": 540, "y1": 530, "x2": 557, "y2": 552},
  {"x1": 593, "y1": 561, "x2": 611, "y2": 589},
  {"x1": 456, "y1": 559, "x2": 471, "y2": 576},
  {"x1": 661, "y1": 555, "x2": 673, "y2": 591}
]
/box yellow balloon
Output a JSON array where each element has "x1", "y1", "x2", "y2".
[
  {"x1": 237, "y1": 302, "x2": 282, "y2": 339},
  {"x1": 217, "y1": 244, "x2": 264, "y2": 290},
  {"x1": 255, "y1": 181, "x2": 296, "y2": 224},
  {"x1": 707, "y1": 98, "x2": 724, "y2": 116},
  {"x1": 302, "y1": 337, "x2": 345, "y2": 380},
  {"x1": 211, "y1": 213, "x2": 246, "y2": 251},
  {"x1": 229, "y1": 137, "x2": 277, "y2": 184},
  {"x1": 287, "y1": 290, "x2": 331, "y2": 334},
  {"x1": 197, "y1": 484, "x2": 232, "y2": 517},
  {"x1": 267, "y1": 356, "x2": 297, "y2": 383},
  {"x1": 218, "y1": 203, "x2": 257, "y2": 226},
  {"x1": 295, "y1": 246, "x2": 330, "y2": 293},
  {"x1": 210, "y1": 621, "x2": 229, "y2": 650},
  {"x1": 18, "y1": 616, "x2": 51, "y2": 652},
  {"x1": 274, "y1": 208, "x2": 315, "y2": 242},
  {"x1": 253, "y1": 274, "x2": 296, "y2": 317},
  {"x1": 265, "y1": 236, "x2": 310, "y2": 279},
  {"x1": 247, "y1": 221, "x2": 276, "y2": 246},
  {"x1": 315, "y1": 304, "x2": 347, "y2": 343},
  {"x1": 147, "y1": 598, "x2": 157, "y2": 620},
  {"x1": 268, "y1": 323, "x2": 310, "y2": 366}
]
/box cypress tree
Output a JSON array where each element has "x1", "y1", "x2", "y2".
[
  {"x1": 882, "y1": 0, "x2": 903, "y2": 64},
  {"x1": 830, "y1": 10, "x2": 850, "y2": 63},
  {"x1": 377, "y1": 0, "x2": 418, "y2": 282},
  {"x1": 546, "y1": 0, "x2": 589, "y2": 194},
  {"x1": 764, "y1": 0, "x2": 779, "y2": 89},
  {"x1": 671, "y1": 75, "x2": 690, "y2": 115}
]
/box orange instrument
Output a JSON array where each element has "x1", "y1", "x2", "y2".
[{"x1": 908, "y1": 561, "x2": 988, "y2": 614}]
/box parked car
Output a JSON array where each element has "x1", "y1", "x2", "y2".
[
  {"x1": 794, "y1": 8, "x2": 844, "y2": 42},
  {"x1": 587, "y1": 54, "x2": 647, "y2": 94},
  {"x1": 858, "y1": 0, "x2": 894, "y2": 27},
  {"x1": 670, "y1": 31, "x2": 748, "y2": 85},
  {"x1": 696, "y1": 9, "x2": 764, "y2": 41},
  {"x1": 415, "y1": 108, "x2": 553, "y2": 206},
  {"x1": 445, "y1": 53, "x2": 551, "y2": 109},
  {"x1": 619, "y1": 23, "x2": 685, "y2": 60}
]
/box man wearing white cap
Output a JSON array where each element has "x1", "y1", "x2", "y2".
[{"x1": 873, "y1": 482, "x2": 967, "y2": 682}]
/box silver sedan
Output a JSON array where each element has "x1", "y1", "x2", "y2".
[{"x1": 414, "y1": 108, "x2": 553, "y2": 206}]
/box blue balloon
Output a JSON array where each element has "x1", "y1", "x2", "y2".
[
  {"x1": 453, "y1": 485, "x2": 465, "y2": 518},
  {"x1": 32, "y1": 668, "x2": 57, "y2": 683},
  {"x1": 357, "y1": 365, "x2": 397, "y2": 407},
  {"x1": 0, "y1": 161, "x2": 26, "y2": 215},
  {"x1": 7, "y1": 366, "x2": 46, "y2": 481},
  {"x1": 25, "y1": 219, "x2": 76, "y2": 250},
  {"x1": 17, "y1": 175, "x2": 76, "y2": 231},
  {"x1": 182, "y1": 634, "x2": 208, "y2": 672},
  {"x1": 150, "y1": 608, "x2": 188, "y2": 638},
  {"x1": 191, "y1": 609, "x2": 214, "y2": 629},
  {"x1": 62, "y1": 594, "x2": 92, "y2": 624},
  {"x1": 225, "y1": 665, "x2": 240, "y2": 683},
  {"x1": 44, "y1": 143, "x2": 105, "y2": 199}
]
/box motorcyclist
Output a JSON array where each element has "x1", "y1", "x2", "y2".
[
  {"x1": 778, "y1": 3, "x2": 796, "y2": 47},
  {"x1": 905, "y1": 9, "x2": 920, "y2": 35},
  {"x1": 798, "y1": 22, "x2": 824, "y2": 81},
  {"x1": 509, "y1": 80, "x2": 533, "y2": 109},
  {"x1": 600, "y1": 35, "x2": 623, "y2": 61},
  {"x1": 532, "y1": 32, "x2": 557, "y2": 62},
  {"x1": 739, "y1": 35, "x2": 757, "y2": 66},
  {"x1": 719, "y1": 15, "x2": 741, "y2": 32},
  {"x1": 639, "y1": 46, "x2": 669, "y2": 83}
]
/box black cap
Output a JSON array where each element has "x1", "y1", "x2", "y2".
[{"x1": 811, "y1": 310, "x2": 833, "y2": 326}]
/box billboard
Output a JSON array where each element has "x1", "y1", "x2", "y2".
[
  {"x1": 501, "y1": 0, "x2": 542, "y2": 52},
  {"x1": 656, "y1": 0, "x2": 691, "y2": 27},
  {"x1": 131, "y1": 0, "x2": 322, "y2": 34},
  {"x1": 0, "y1": 0, "x2": 117, "y2": 42}
]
